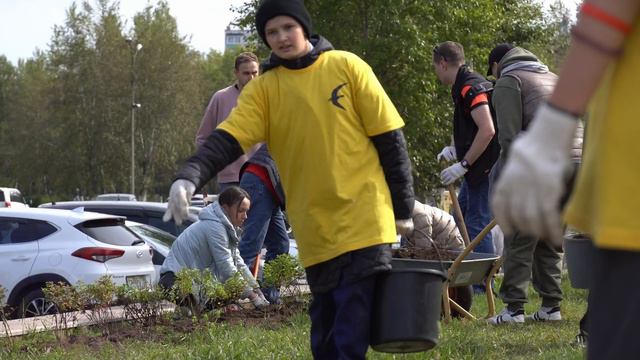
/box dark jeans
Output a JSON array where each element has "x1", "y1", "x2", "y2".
[
  {"x1": 588, "y1": 248, "x2": 640, "y2": 359},
  {"x1": 238, "y1": 173, "x2": 289, "y2": 269},
  {"x1": 309, "y1": 274, "x2": 378, "y2": 360},
  {"x1": 458, "y1": 177, "x2": 494, "y2": 292},
  {"x1": 457, "y1": 177, "x2": 494, "y2": 254},
  {"x1": 159, "y1": 271, "x2": 176, "y2": 290},
  {"x1": 306, "y1": 245, "x2": 391, "y2": 359}
]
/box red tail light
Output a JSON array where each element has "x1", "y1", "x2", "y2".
[
  {"x1": 4, "y1": 201, "x2": 10, "y2": 207},
  {"x1": 72, "y1": 247, "x2": 125, "y2": 262}
]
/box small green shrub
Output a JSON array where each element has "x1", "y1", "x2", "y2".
[
  {"x1": 262, "y1": 254, "x2": 305, "y2": 302},
  {"x1": 82, "y1": 275, "x2": 118, "y2": 335},
  {"x1": 173, "y1": 268, "x2": 249, "y2": 317},
  {"x1": 116, "y1": 284, "x2": 166, "y2": 326},
  {"x1": 221, "y1": 271, "x2": 247, "y2": 305},
  {"x1": 0, "y1": 285, "x2": 11, "y2": 342},
  {"x1": 42, "y1": 281, "x2": 86, "y2": 340}
]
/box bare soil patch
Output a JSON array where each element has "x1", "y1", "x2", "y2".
[{"x1": 392, "y1": 247, "x2": 459, "y2": 261}]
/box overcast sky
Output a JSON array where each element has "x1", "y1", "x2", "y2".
[
  {"x1": 0, "y1": 0, "x2": 579, "y2": 66},
  {"x1": 0, "y1": 0, "x2": 247, "y2": 65}
]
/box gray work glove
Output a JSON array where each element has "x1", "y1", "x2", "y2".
[
  {"x1": 440, "y1": 162, "x2": 468, "y2": 185},
  {"x1": 250, "y1": 289, "x2": 270, "y2": 309},
  {"x1": 395, "y1": 218, "x2": 414, "y2": 236},
  {"x1": 163, "y1": 179, "x2": 196, "y2": 226},
  {"x1": 492, "y1": 103, "x2": 578, "y2": 245},
  {"x1": 437, "y1": 145, "x2": 457, "y2": 162}
]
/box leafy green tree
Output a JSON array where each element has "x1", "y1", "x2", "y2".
[
  {"x1": 0, "y1": 0, "x2": 575, "y2": 203},
  {"x1": 0, "y1": 56, "x2": 17, "y2": 186},
  {"x1": 233, "y1": 0, "x2": 574, "y2": 200},
  {"x1": 130, "y1": 1, "x2": 205, "y2": 199}
]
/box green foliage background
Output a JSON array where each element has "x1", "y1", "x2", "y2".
[{"x1": 0, "y1": 0, "x2": 574, "y2": 204}]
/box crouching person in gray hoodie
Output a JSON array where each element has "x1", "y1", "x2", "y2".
[{"x1": 159, "y1": 186, "x2": 269, "y2": 308}]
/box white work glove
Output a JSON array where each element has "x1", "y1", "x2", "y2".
[
  {"x1": 440, "y1": 162, "x2": 468, "y2": 185},
  {"x1": 491, "y1": 103, "x2": 578, "y2": 244},
  {"x1": 437, "y1": 145, "x2": 457, "y2": 162},
  {"x1": 250, "y1": 289, "x2": 270, "y2": 309},
  {"x1": 162, "y1": 179, "x2": 196, "y2": 226},
  {"x1": 395, "y1": 218, "x2": 414, "y2": 236}
]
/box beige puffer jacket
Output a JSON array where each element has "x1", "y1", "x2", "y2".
[{"x1": 405, "y1": 200, "x2": 465, "y2": 251}]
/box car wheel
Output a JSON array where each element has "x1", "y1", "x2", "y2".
[{"x1": 19, "y1": 288, "x2": 58, "y2": 318}]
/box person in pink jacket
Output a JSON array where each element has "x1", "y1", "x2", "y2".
[{"x1": 195, "y1": 52, "x2": 261, "y2": 192}]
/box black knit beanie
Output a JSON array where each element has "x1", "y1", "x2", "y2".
[{"x1": 255, "y1": 0, "x2": 312, "y2": 47}]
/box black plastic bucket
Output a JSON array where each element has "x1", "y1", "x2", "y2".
[
  {"x1": 564, "y1": 233, "x2": 594, "y2": 289},
  {"x1": 371, "y1": 268, "x2": 447, "y2": 353}
]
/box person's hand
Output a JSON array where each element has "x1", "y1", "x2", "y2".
[
  {"x1": 440, "y1": 162, "x2": 468, "y2": 185},
  {"x1": 437, "y1": 146, "x2": 457, "y2": 162},
  {"x1": 491, "y1": 103, "x2": 579, "y2": 244},
  {"x1": 163, "y1": 179, "x2": 196, "y2": 225},
  {"x1": 395, "y1": 218, "x2": 414, "y2": 236},
  {"x1": 250, "y1": 289, "x2": 270, "y2": 309}
]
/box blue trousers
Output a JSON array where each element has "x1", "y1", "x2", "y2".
[
  {"x1": 457, "y1": 177, "x2": 494, "y2": 254},
  {"x1": 309, "y1": 274, "x2": 378, "y2": 360},
  {"x1": 238, "y1": 173, "x2": 289, "y2": 269}
]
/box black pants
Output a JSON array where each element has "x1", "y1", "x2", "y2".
[
  {"x1": 305, "y1": 245, "x2": 391, "y2": 359},
  {"x1": 588, "y1": 248, "x2": 640, "y2": 359},
  {"x1": 159, "y1": 271, "x2": 193, "y2": 307},
  {"x1": 159, "y1": 271, "x2": 176, "y2": 290}
]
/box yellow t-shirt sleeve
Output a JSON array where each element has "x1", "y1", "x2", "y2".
[
  {"x1": 349, "y1": 56, "x2": 405, "y2": 136},
  {"x1": 217, "y1": 80, "x2": 267, "y2": 152}
]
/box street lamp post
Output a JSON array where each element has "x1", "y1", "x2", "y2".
[{"x1": 126, "y1": 38, "x2": 142, "y2": 196}]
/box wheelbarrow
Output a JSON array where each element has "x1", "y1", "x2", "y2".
[
  {"x1": 443, "y1": 179, "x2": 502, "y2": 322},
  {"x1": 394, "y1": 177, "x2": 502, "y2": 322},
  {"x1": 392, "y1": 218, "x2": 502, "y2": 323}
]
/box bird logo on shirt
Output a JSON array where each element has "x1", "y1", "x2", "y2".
[{"x1": 329, "y1": 82, "x2": 348, "y2": 110}]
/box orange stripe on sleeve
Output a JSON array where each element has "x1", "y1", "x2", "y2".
[
  {"x1": 471, "y1": 93, "x2": 488, "y2": 108},
  {"x1": 461, "y1": 85, "x2": 472, "y2": 97}
]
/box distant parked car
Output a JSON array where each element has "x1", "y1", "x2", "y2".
[
  {"x1": 0, "y1": 208, "x2": 155, "y2": 318},
  {"x1": 95, "y1": 193, "x2": 137, "y2": 201},
  {"x1": 125, "y1": 220, "x2": 174, "y2": 280},
  {"x1": 0, "y1": 187, "x2": 28, "y2": 208},
  {"x1": 190, "y1": 194, "x2": 218, "y2": 208},
  {"x1": 38, "y1": 201, "x2": 200, "y2": 237}
]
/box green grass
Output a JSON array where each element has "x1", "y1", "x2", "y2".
[{"x1": 0, "y1": 277, "x2": 587, "y2": 360}]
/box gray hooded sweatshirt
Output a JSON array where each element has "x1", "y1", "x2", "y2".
[{"x1": 160, "y1": 201, "x2": 258, "y2": 295}]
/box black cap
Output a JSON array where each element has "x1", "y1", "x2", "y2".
[
  {"x1": 255, "y1": 0, "x2": 312, "y2": 48},
  {"x1": 487, "y1": 43, "x2": 515, "y2": 76}
]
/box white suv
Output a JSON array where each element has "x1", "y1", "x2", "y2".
[
  {"x1": 0, "y1": 187, "x2": 28, "y2": 208},
  {"x1": 0, "y1": 208, "x2": 156, "y2": 318}
]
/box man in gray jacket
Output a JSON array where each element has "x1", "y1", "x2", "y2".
[{"x1": 486, "y1": 44, "x2": 564, "y2": 325}]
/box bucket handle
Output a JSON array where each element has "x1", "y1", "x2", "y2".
[{"x1": 410, "y1": 228, "x2": 447, "y2": 274}]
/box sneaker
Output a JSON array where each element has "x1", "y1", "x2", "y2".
[
  {"x1": 573, "y1": 330, "x2": 588, "y2": 348},
  {"x1": 488, "y1": 308, "x2": 525, "y2": 325},
  {"x1": 529, "y1": 306, "x2": 562, "y2": 322}
]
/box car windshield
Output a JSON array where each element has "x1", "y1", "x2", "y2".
[
  {"x1": 10, "y1": 190, "x2": 24, "y2": 203},
  {"x1": 75, "y1": 218, "x2": 144, "y2": 247},
  {"x1": 129, "y1": 224, "x2": 175, "y2": 247}
]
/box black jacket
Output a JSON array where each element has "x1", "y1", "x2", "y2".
[
  {"x1": 239, "y1": 144, "x2": 286, "y2": 209},
  {"x1": 451, "y1": 65, "x2": 500, "y2": 185}
]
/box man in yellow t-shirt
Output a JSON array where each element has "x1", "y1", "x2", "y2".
[
  {"x1": 492, "y1": 1, "x2": 640, "y2": 358},
  {"x1": 163, "y1": 0, "x2": 415, "y2": 357}
]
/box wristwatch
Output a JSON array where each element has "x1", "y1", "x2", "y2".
[{"x1": 460, "y1": 159, "x2": 470, "y2": 170}]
